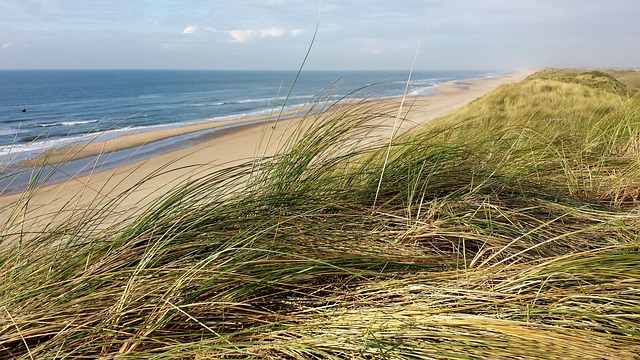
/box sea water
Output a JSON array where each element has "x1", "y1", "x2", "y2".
[{"x1": 0, "y1": 69, "x2": 501, "y2": 191}]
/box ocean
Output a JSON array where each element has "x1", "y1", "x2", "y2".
[{"x1": 0, "y1": 69, "x2": 500, "y2": 191}]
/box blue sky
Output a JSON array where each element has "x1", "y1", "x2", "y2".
[{"x1": 0, "y1": 0, "x2": 638, "y2": 70}]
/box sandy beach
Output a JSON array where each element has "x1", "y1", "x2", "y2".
[{"x1": 0, "y1": 70, "x2": 533, "y2": 232}]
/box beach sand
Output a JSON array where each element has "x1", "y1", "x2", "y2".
[{"x1": 0, "y1": 70, "x2": 534, "y2": 234}]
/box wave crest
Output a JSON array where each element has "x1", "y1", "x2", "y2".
[{"x1": 37, "y1": 120, "x2": 99, "y2": 128}]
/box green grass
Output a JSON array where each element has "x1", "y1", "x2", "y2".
[{"x1": 1, "y1": 69, "x2": 640, "y2": 359}]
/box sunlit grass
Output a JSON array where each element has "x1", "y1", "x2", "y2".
[{"x1": 1, "y1": 70, "x2": 639, "y2": 359}]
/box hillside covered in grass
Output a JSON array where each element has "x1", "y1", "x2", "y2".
[{"x1": 1, "y1": 70, "x2": 639, "y2": 359}]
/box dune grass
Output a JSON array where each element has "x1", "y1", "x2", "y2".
[{"x1": 1, "y1": 70, "x2": 640, "y2": 359}]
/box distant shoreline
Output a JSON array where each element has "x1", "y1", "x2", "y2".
[
  {"x1": 15, "y1": 71, "x2": 521, "y2": 170},
  {"x1": 20, "y1": 107, "x2": 304, "y2": 167},
  {"x1": 0, "y1": 70, "x2": 533, "y2": 202},
  {"x1": 0, "y1": 70, "x2": 504, "y2": 165}
]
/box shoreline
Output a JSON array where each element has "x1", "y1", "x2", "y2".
[
  {"x1": 0, "y1": 70, "x2": 535, "y2": 226},
  {"x1": 19, "y1": 107, "x2": 306, "y2": 167},
  {"x1": 11, "y1": 71, "x2": 515, "y2": 169}
]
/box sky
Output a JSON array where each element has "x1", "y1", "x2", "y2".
[{"x1": 0, "y1": 0, "x2": 638, "y2": 71}]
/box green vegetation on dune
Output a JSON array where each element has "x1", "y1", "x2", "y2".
[
  {"x1": 1, "y1": 70, "x2": 640, "y2": 359},
  {"x1": 529, "y1": 69, "x2": 631, "y2": 93},
  {"x1": 414, "y1": 70, "x2": 640, "y2": 206}
]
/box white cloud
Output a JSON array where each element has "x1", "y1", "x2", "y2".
[
  {"x1": 229, "y1": 28, "x2": 304, "y2": 43},
  {"x1": 0, "y1": 42, "x2": 13, "y2": 51},
  {"x1": 181, "y1": 26, "x2": 197, "y2": 34}
]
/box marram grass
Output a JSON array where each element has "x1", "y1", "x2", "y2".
[{"x1": 1, "y1": 70, "x2": 640, "y2": 359}]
